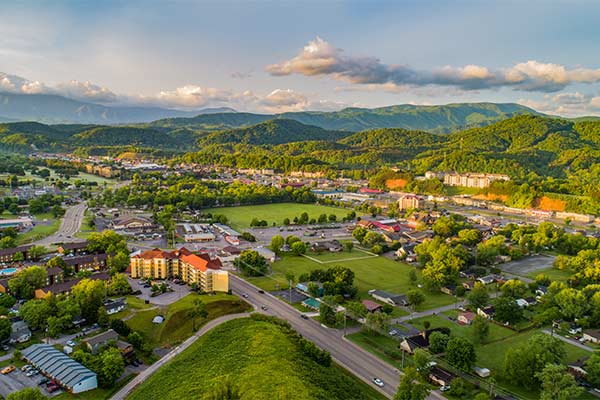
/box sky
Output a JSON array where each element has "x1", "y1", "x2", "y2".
[{"x1": 1, "y1": 0, "x2": 600, "y2": 116}]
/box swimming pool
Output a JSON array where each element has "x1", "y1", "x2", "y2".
[{"x1": 0, "y1": 268, "x2": 17, "y2": 276}]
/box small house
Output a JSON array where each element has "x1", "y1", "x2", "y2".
[
  {"x1": 104, "y1": 298, "x2": 126, "y2": 315},
  {"x1": 477, "y1": 306, "x2": 495, "y2": 319},
  {"x1": 583, "y1": 330, "x2": 600, "y2": 344},
  {"x1": 368, "y1": 289, "x2": 408, "y2": 306},
  {"x1": 85, "y1": 329, "x2": 119, "y2": 354},
  {"x1": 458, "y1": 311, "x2": 476, "y2": 325},
  {"x1": 429, "y1": 366, "x2": 456, "y2": 387},
  {"x1": 440, "y1": 285, "x2": 456, "y2": 296},
  {"x1": 362, "y1": 300, "x2": 383, "y2": 313}
]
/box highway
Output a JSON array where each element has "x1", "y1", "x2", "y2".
[
  {"x1": 34, "y1": 202, "x2": 88, "y2": 246},
  {"x1": 230, "y1": 275, "x2": 445, "y2": 400}
]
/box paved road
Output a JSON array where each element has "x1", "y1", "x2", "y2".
[
  {"x1": 111, "y1": 312, "x2": 251, "y2": 400},
  {"x1": 33, "y1": 202, "x2": 87, "y2": 246},
  {"x1": 230, "y1": 275, "x2": 445, "y2": 400},
  {"x1": 541, "y1": 329, "x2": 595, "y2": 352}
]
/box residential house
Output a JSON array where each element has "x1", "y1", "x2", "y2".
[
  {"x1": 400, "y1": 328, "x2": 448, "y2": 354},
  {"x1": 395, "y1": 243, "x2": 417, "y2": 259},
  {"x1": 362, "y1": 300, "x2": 383, "y2": 313},
  {"x1": 462, "y1": 281, "x2": 476, "y2": 291},
  {"x1": 129, "y1": 248, "x2": 228, "y2": 292},
  {"x1": 458, "y1": 312, "x2": 476, "y2": 325},
  {"x1": 310, "y1": 240, "x2": 343, "y2": 253},
  {"x1": 477, "y1": 306, "x2": 496, "y2": 319},
  {"x1": 441, "y1": 285, "x2": 456, "y2": 296},
  {"x1": 104, "y1": 299, "x2": 126, "y2": 315},
  {"x1": 583, "y1": 330, "x2": 600, "y2": 344},
  {"x1": 429, "y1": 366, "x2": 456, "y2": 387},
  {"x1": 368, "y1": 289, "x2": 408, "y2": 306},
  {"x1": 568, "y1": 358, "x2": 589, "y2": 378},
  {"x1": 536, "y1": 286, "x2": 548, "y2": 297},
  {"x1": 85, "y1": 329, "x2": 119, "y2": 354},
  {"x1": 477, "y1": 275, "x2": 496, "y2": 285}
]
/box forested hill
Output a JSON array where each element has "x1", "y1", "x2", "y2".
[
  {"x1": 198, "y1": 119, "x2": 351, "y2": 145},
  {"x1": 150, "y1": 102, "x2": 541, "y2": 133}
]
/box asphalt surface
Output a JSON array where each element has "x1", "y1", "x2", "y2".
[
  {"x1": 230, "y1": 275, "x2": 445, "y2": 400},
  {"x1": 34, "y1": 202, "x2": 88, "y2": 246}
]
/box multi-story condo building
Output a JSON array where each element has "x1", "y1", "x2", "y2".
[
  {"x1": 442, "y1": 172, "x2": 510, "y2": 188},
  {"x1": 129, "y1": 247, "x2": 228, "y2": 292}
]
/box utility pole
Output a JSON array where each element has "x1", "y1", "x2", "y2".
[{"x1": 289, "y1": 279, "x2": 292, "y2": 303}]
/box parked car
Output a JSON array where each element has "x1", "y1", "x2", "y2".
[
  {"x1": 26, "y1": 369, "x2": 39, "y2": 377},
  {"x1": 1, "y1": 365, "x2": 16, "y2": 374},
  {"x1": 38, "y1": 377, "x2": 49, "y2": 385},
  {"x1": 440, "y1": 386, "x2": 451, "y2": 392},
  {"x1": 67, "y1": 340, "x2": 76, "y2": 347},
  {"x1": 47, "y1": 385, "x2": 60, "y2": 393}
]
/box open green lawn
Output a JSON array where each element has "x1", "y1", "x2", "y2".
[
  {"x1": 124, "y1": 293, "x2": 252, "y2": 348},
  {"x1": 526, "y1": 266, "x2": 573, "y2": 282},
  {"x1": 247, "y1": 253, "x2": 456, "y2": 311},
  {"x1": 16, "y1": 216, "x2": 61, "y2": 245},
  {"x1": 127, "y1": 317, "x2": 385, "y2": 400},
  {"x1": 410, "y1": 314, "x2": 516, "y2": 344},
  {"x1": 204, "y1": 203, "x2": 357, "y2": 230}
]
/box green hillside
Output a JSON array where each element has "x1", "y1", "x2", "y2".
[
  {"x1": 151, "y1": 102, "x2": 540, "y2": 133},
  {"x1": 198, "y1": 119, "x2": 351, "y2": 145},
  {"x1": 126, "y1": 316, "x2": 385, "y2": 400}
]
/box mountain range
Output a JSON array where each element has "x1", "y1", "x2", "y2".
[
  {"x1": 0, "y1": 91, "x2": 544, "y2": 132},
  {"x1": 0, "y1": 92, "x2": 236, "y2": 124}
]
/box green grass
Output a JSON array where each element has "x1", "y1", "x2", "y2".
[
  {"x1": 473, "y1": 329, "x2": 593, "y2": 400},
  {"x1": 346, "y1": 331, "x2": 405, "y2": 368},
  {"x1": 125, "y1": 293, "x2": 252, "y2": 348},
  {"x1": 526, "y1": 266, "x2": 573, "y2": 282},
  {"x1": 204, "y1": 203, "x2": 357, "y2": 230},
  {"x1": 247, "y1": 254, "x2": 456, "y2": 311},
  {"x1": 127, "y1": 317, "x2": 385, "y2": 400},
  {"x1": 410, "y1": 314, "x2": 515, "y2": 344},
  {"x1": 16, "y1": 217, "x2": 60, "y2": 245}
]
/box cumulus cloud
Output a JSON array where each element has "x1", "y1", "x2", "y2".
[
  {"x1": 518, "y1": 92, "x2": 600, "y2": 117},
  {"x1": 267, "y1": 37, "x2": 600, "y2": 92},
  {"x1": 0, "y1": 71, "x2": 347, "y2": 113}
]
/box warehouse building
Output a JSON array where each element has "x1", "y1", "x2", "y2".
[{"x1": 22, "y1": 344, "x2": 98, "y2": 393}]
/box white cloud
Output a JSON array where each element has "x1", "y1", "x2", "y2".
[
  {"x1": 267, "y1": 37, "x2": 600, "y2": 92},
  {"x1": 0, "y1": 71, "x2": 348, "y2": 113},
  {"x1": 518, "y1": 91, "x2": 600, "y2": 116}
]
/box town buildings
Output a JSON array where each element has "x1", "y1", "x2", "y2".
[{"x1": 129, "y1": 248, "x2": 229, "y2": 292}]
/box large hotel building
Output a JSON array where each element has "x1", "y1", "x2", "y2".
[{"x1": 129, "y1": 247, "x2": 229, "y2": 292}]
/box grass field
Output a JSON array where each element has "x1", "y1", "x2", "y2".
[
  {"x1": 127, "y1": 317, "x2": 385, "y2": 400},
  {"x1": 526, "y1": 266, "x2": 573, "y2": 281},
  {"x1": 204, "y1": 203, "x2": 357, "y2": 230},
  {"x1": 247, "y1": 253, "x2": 456, "y2": 311},
  {"x1": 15, "y1": 213, "x2": 61, "y2": 245},
  {"x1": 124, "y1": 293, "x2": 252, "y2": 348},
  {"x1": 0, "y1": 169, "x2": 115, "y2": 186}
]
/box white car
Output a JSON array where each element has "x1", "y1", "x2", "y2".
[
  {"x1": 67, "y1": 340, "x2": 76, "y2": 347},
  {"x1": 372, "y1": 378, "x2": 384, "y2": 387}
]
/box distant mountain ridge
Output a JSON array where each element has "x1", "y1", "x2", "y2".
[
  {"x1": 0, "y1": 92, "x2": 542, "y2": 132},
  {"x1": 150, "y1": 102, "x2": 543, "y2": 133},
  {"x1": 0, "y1": 92, "x2": 231, "y2": 124}
]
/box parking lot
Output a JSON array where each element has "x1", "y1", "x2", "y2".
[
  {"x1": 250, "y1": 223, "x2": 354, "y2": 246},
  {"x1": 129, "y1": 277, "x2": 192, "y2": 305},
  {"x1": 0, "y1": 367, "x2": 63, "y2": 398},
  {"x1": 497, "y1": 254, "x2": 556, "y2": 275}
]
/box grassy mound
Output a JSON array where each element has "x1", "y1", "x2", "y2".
[{"x1": 127, "y1": 317, "x2": 385, "y2": 400}]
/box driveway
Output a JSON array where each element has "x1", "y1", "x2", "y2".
[{"x1": 128, "y1": 277, "x2": 191, "y2": 306}]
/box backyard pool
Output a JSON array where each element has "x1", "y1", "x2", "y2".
[{"x1": 0, "y1": 268, "x2": 17, "y2": 276}]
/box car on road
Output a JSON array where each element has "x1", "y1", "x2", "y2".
[
  {"x1": 261, "y1": 305, "x2": 268, "y2": 310},
  {"x1": 300, "y1": 314, "x2": 309, "y2": 320},
  {"x1": 258, "y1": 289, "x2": 265, "y2": 294},
  {"x1": 372, "y1": 377, "x2": 384, "y2": 387},
  {"x1": 440, "y1": 386, "x2": 451, "y2": 392},
  {"x1": 242, "y1": 293, "x2": 249, "y2": 298},
  {"x1": 1, "y1": 365, "x2": 16, "y2": 374}
]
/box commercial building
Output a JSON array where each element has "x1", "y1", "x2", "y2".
[
  {"x1": 129, "y1": 248, "x2": 229, "y2": 292},
  {"x1": 443, "y1": 172, "x2": 510, "y2": 188},
  {"x1": 176, "y1": 223, "x2": 216, "y2": 242},
  {"x1": 397, "y1": 194, "x2": 424, "y2": 210},
  {"x1": 22, "y1": 344, "x2": 98, "y2": 393}
]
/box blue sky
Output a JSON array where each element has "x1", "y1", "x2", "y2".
[{"x1": 1, "y1": 0, "x2": 599, "y2": 115}]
